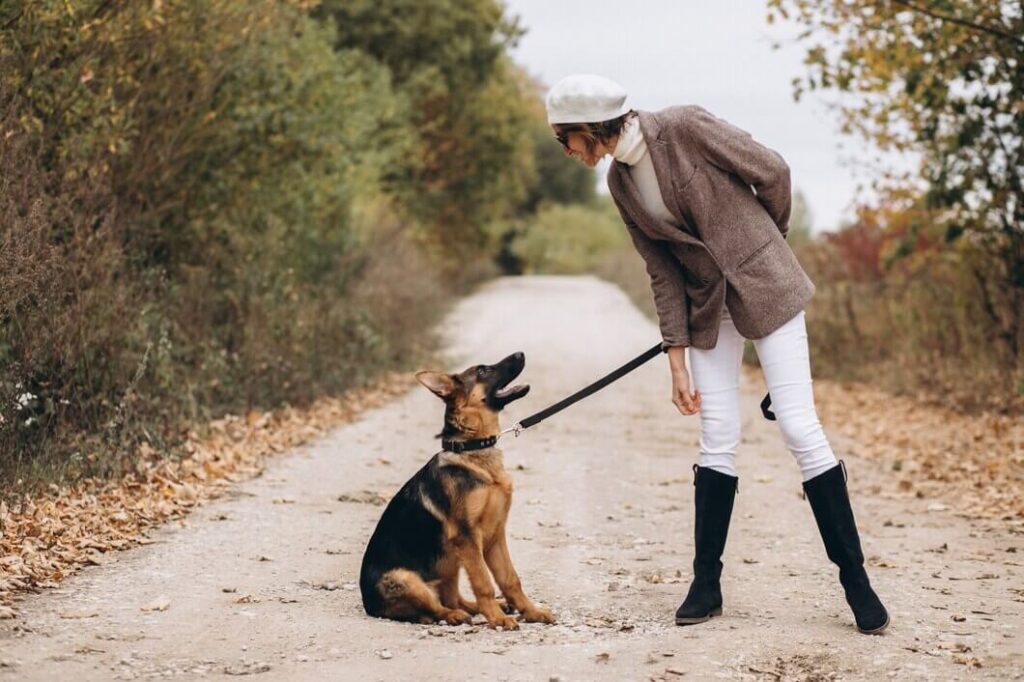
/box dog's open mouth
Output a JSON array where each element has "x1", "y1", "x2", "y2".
[
  {"x1": 487, "y1": 353, "x2": 530, "y2": 408},
  {"x1": 493, "y1": 382, "x2": 529, "y2": 402}
]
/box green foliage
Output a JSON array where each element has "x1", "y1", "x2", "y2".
[
  {"x1": 524, "y1": 122, "x2": 598, "y2": 210},
  {"x1": 508, "y1": 199, "x2": 629, "y2": 274},
  {"x1": 315, "y1": 0, "x2": 535, "y2": 262},
  {"x1": 0, "y1": 0, "x2": 545, "y2": 490}
]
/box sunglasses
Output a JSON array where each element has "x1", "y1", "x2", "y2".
[{"x1": 554, "y1": 126, "x2": 595, "y2": 153}]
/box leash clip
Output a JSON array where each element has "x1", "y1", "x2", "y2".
[{"x1": 501, "y1": 422, "x2": 523, "y2": 438}]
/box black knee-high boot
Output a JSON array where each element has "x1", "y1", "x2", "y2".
[
  {"x1": 803, "y1": 461, "x2": 890, "y2": 634},
  {"x1": 675, "y1": 465, "x2": 738, "y2": 625}
]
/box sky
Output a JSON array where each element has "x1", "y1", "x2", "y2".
[{"x1": 502, "y1": 0, "x2": 898, "y2": 233}]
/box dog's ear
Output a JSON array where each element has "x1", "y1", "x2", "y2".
[{"x1": 415, "y1": 371, "x2": 457, "y2": 400}]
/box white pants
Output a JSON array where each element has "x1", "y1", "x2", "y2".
[{"x1": 689, "y1": 308, "x2": 837, "y2": 481}]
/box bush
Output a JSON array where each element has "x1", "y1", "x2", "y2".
[
  {"x1": 507, "y1": 200, "x2": 629, "y2": 275},
  {"x1": 0, "y1": 0, "x2": 529, "y2": 491}
]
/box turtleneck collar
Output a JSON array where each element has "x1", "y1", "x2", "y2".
[{"x1": 611, "y1": 115, "x2": 646, "y2": 166}]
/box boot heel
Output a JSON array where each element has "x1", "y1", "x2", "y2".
[
  {"x1": 674, "y1": 606, "x2": 722, "y2": 626},
  {"x1": 857, "y1": 612, "x2": 890, "y2": 635}
]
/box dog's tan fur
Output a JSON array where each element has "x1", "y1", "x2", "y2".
[{"x1": 362, "y1": 361, "x2": 554, "y2": 629}]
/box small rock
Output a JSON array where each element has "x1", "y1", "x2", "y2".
[
  {"x1": 60, "y1": 611, "x2": 99, "y2": 619},
  {"x1": 223, "y1": 660, "x2": 271, "y2": 676},
  {"x1": 376, "y1": 649, "x2": 393, "y2": 660},
  {"x1": 141, "y1": 596, "x2": 170, "y2": 612}
]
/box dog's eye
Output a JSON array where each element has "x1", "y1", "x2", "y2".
[{"x1": 476, "y1": 367, "x2": 490, "y2": 378}]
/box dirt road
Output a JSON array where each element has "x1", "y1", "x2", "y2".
[{"x1": 1, "y1": 276, "x2": 1022, "y2": 680}]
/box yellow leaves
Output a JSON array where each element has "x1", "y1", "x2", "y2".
[{"x1": 0, "y1": 372, "x2": 412, "y2": 616}]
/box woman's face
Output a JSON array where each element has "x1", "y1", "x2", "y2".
[{"x1": 555, "y1": 129, "x2": 612, "y2": 168}]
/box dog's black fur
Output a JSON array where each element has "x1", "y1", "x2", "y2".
[{"x1": 358, "y1": 352, "x2": 553, "y2": 629}]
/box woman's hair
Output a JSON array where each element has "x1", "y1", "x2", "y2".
[{"x1": 552, "y1": 110, "x2": 637, "y2": 153}]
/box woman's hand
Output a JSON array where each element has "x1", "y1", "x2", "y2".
[
  {"x1": 666, "y1": 346, "x2": 700, "y2": 416},
  {"x1": 671, "y1": 368, "x2": 701, "y2": 416}
]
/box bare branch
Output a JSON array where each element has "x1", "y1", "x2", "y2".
[{"x1": 885, "y1": 0, "x2": 1024, "y2": 47}]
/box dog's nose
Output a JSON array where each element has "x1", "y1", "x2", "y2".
[{"x1": 512, "y1": 351, "x2": 525, "y2": 362}]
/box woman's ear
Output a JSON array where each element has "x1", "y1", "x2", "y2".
[{"x1": 415, "y1": 371, "x2": 457, "y2": 400}]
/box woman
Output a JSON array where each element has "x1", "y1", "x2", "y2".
[{"x1": 545, "y1": 74, "x2": 889, "y2": 634}]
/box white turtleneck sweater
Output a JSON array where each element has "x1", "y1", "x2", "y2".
[{"x1": 611, "y1": 116, "x2": 677, "y2": 224}]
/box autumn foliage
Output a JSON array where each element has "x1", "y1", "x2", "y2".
[{"x1": 770, "y1": 0, "x2": 1024, "y2": 409}]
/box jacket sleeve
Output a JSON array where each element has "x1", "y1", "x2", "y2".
[
  {"x1": 683, "y1": 106, "x2": 792, "y2": 238},
  {"x1": 612, "y1": 195, "x2": 691, "y2": 349}
]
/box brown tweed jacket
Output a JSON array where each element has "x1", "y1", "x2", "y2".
[{"x1": 607, "y1": 105, "x2": 815, "y2": 350}]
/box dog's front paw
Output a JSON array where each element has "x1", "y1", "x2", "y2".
[
  {"x1": 486, "y1": 614, "x2": 520, "y2": 631},
  {"x1": 441, "y1": 608, "x2": 472, "y2": 626},
  {"x1": 522, "y1": 607, "x2": 556, "y2": 624}
]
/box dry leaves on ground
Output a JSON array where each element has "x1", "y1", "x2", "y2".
[
  {"x1": 744, "y1": 366, "x2": 1023, "y2": 522},
  {"x1": 0, "y1": 373, "x2": 413, "y2": 614}
]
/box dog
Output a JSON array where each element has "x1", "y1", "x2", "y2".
[{"x1": 359, "y1": 352, "x2": 555, "y2": 630}]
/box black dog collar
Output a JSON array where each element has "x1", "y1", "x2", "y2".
[{"x1": 441, "y1": 435, "x2": 498, "y2": 453}]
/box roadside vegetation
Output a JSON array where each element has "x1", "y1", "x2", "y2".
[{"x1": 0, "y1": 0, "x2": 594, "y2": 492}]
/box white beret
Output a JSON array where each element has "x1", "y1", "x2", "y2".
[{"x1": 545, "y1": 74, "x2": 629, "y2": 125}]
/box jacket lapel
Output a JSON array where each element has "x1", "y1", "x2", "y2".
[{"x1": 610, "y1": 110, "x2": 701, "y2": 247}]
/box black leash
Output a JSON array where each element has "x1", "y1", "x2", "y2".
[
  {"x1": 501, "y1": 342, "x2": 665, "y2": 438},
  {"x1": 498, "y1": 341, "x2": 777, "y2": 439}
]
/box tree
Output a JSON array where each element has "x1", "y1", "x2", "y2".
[
  {"x1": 769, "y1": 0, "x2": 1024, "y2": 360},
  {"x1": 314, "y1": 0, "x2": 535, "y2": 263}
]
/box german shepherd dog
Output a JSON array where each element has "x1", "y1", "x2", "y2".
[{"x1": 359, "y1": 352, "x2": 555, "y2": 630}]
